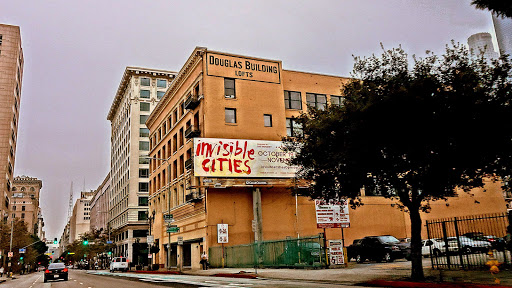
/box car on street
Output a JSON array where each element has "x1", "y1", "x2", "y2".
[
  {"x1": 347, "y1": 239, "x2": 363, "y2": 261},
  {"x1": 447, "y1": 236, "x2": 491, "y2": 254},
  {"x1": 421, "y1": 238, "x2": 447, "y2": 257},
  {"x1": 463, "y1": 232, "x2": 506, "y2": 250},
  {"x1": 110, "y1": 256, "x2": 129, "y2": 272},
  {"x1": 44, "y1": 262, "x2": 68, "y2": 282},
  {"x1": 353, "y1": 235, "x2": 409, "y2": 263}
]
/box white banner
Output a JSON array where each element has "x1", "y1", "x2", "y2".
[
  {"x1": 194, "y1": 138, "x2": 298, "y2": 178},
  {"x1": 329, "y1": 240, "x2": 345, "y2": 265}
]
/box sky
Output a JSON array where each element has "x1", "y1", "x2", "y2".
[{"x1": 1, "y1": 0, "x2": 497, "y2": 239}]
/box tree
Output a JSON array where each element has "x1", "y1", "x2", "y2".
[
  {"x1": 285, "y1": 43, "x2": 512, "y2": 280},
  {"x1": 471, "y1": 0, "x2": 512, "y2": 18}
]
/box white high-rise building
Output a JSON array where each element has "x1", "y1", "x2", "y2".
[
  {"x1": 492, "y1": 14, "x2": 512, "y2": 57},
  {"x1": 107, "y1": 67, "x2": 176, "y2": 265},
  {"x1": 468, "y1": 32, "x2": 499, "y2": 61}
]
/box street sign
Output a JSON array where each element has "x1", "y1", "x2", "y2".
[
  {"x1": 147, "y1": 235, "x2": 154, "y2": 245},
  {"x1": 217, "y1": 224, "x2": 228, "y2": 243},
  {"x1": 148, "y1": 254, "x2": 152, "y2": 259},
  {"x1": 164, "y1": 214, "x2": 174, "y2": 221},
  {"x1": 167, "y1": 227, "x2": 179, "y2": 233},
  {"x1": 329, "y1": 240, "x2": 345, "y2": 265},
  {"x1": 19, "y1": 248, "x2": 26, "y2": 254},
  {"x1": 315, "y1": 199, "x2": 350, "y2": 229},
  {"x1": 8, "y1": 252, "x2": 13, "y2": 257},
  {"x1": 106, "y1": 241, "x2": 113, "y2": 244},
  {"x1": 178, "y1": 236, "x2": 183, "y2": 245}
]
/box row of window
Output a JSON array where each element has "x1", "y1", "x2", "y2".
[
  {"x1": 140, "y1": 77, "x2": 167, "y2": 88},
  {"x1": 140, "y1": 90, "x2": 165, "y2": 100},
  {"x1": 224, "y1": 108, "x2": 302, "y2": 137}
]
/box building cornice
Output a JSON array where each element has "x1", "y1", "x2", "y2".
[
  {"x1": 146, "y1": 47, "x2": 207, "y2": 127},
  {"x1": 107, "y1": 67, "x2": 177, "y2": 121}
]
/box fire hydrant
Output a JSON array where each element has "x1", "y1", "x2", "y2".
[{"x1": 486, "y1": 250, "x2": 502, "y2": 284}]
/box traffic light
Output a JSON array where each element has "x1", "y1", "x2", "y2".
[
  {"x1": 53, "y1": 238, "x2": 58, "y2": 244},
  {"x1": 83, "y1": 239, "x2": 89, "y2": 245},
  {"x1": 108, "y1": 251, "x2": 112, "y2": 256},
  {"x1": 20, "y1": 256, "x2": 23, "y2": 260}
]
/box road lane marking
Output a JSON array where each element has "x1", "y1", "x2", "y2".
[{"x1": 80, "y1": 282, "x2": 83, "y2": 285}]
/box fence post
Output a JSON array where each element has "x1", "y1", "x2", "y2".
[
  {"x1": 426, "y1": 221, "x2": 435, "y2": 270},
  {"x1": 453, "y1": 217, "x2": 465, "y2": 270},
  {"x1": 442, "y1": 221, "x2": 451, "y2": 269}
]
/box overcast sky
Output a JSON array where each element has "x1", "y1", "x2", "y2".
[{"x1": 2, "y1": 0, "x2": 497, "y2": 239}]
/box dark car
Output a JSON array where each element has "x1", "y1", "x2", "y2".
[
  {"x1": 347, "y1": 239, "x2": 363, "y2": 261},
  {"x1": 44, "y1": 262, "x2": 68, "y2": 282},
  {"x1": 463, "y1": 232, "x2": 505, "y2": 251},
  {"x1": 353, "y1": 235, "x2": 408, "y2": 263}
]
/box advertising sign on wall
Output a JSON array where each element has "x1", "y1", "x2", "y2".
[
  {"x1": 217, "y1": 224, "x2": 228, "y2": 244},
  {"x1": 315, "y1": 199, "x2": 350, "y2": 228},
  {"x1": 194, "y1": 138, "x2": 299, "y2": 178},
  {"x1": 206, "y1": 52, "x2": 281, "y2": 84}
]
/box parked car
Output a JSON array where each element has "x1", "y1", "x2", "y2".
[
  {"x1": 448, "y1": 236, "x2": 491, "y2": 254},
  {"x1": 353, "y1": 235, "x2": 409, "y2": 263},
  {"x1": 421, "y1": 238, "x2": 447, "y2": 257},
  {"x1": 463, "y1": 232, "x2": 505, "y2": 250},
  {"x1": 347, "y1": 239, "x2": 363, "y2": 261},
  {"x1": 110, "y1": 257, "x2": 129, "y2": 272},
  {"x1": 44, "y1": 262, "x2": 68, "y2": 282}
]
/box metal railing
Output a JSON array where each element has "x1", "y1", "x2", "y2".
[{"x1": 426, "y1": 212, "x2": 510, "y2": 270}]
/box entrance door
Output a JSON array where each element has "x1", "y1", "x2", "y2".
[{"x1": 183, "y1": 243, "x2": 191, "y2": 267}]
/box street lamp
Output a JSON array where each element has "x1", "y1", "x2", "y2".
[
  {"x1": 147, "y1": 209, "x2": 155, "y2": 269},
  {"x1": 140, "y1": 155, "x2": 172, "y2": 270}
]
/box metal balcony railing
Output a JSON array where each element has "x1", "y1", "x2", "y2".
[
  {"x1": 185, "y1": 126, "x2": 201, "y2": 138},
  {"x1": 184, "y1": 94, "x2": 200, "y2": 110}
]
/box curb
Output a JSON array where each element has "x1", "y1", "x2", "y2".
[
  {"x1": 211, "y1": 273, "x2": 258, "y2": 279},
  {"x1": 134, "y1": 270, "x2": 182, "y2": 275},
  {"x1": 365, "y1": 280, "x2": 512, "y2": 288}
]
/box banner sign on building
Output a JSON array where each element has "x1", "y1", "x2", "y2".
[
  {"x1": 206, "y1": 52, "x2": 281, "y2": 84},
  {"x1": 217, "y1": 224, "x2": 228, "y2": 243},
  {"x1": 315, "y1": 199, "x2": 350, "y2": 228},
  {"x1": 194, "y1": 138, "x2": 299, "y2": 178},
  {"x1": 328, "y1": 240, "x2": 345, "y2": 265}
]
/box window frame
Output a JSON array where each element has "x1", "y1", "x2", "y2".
[
  {"x1": 286, "y1": 118, "x2": 303, "y2": 137},
  {"x1": 264, "y1": 114, "x2": 272, "y2": 127},
  {"x1": 225, "y1": 108, "x2": 237, "y2": 124},
  {"x1": 284, "y1": 91, "x2": 302, "y2": 110},
  {"x1": 224, "y1": 78, "x2": 236, "y2": 99},
  {"x1": 306, "y1": 93, "x2": 327, "y2": 110},
  {"x1": 140, "y1": 77, "x2": 150, "y2": 86},
  {"x1": 157, "y1": 79, "x2": 167, "y2": 88},
  {"x1": 140, "y1": 89, "x2": 150, "y2": 99}
]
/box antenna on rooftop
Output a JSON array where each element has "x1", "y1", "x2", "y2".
[{"x1": 67, "y1": 182, "x2": 74, "y2": 221}]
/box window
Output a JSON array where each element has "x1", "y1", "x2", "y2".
[
  {"x1": 138, "y1": 197, "x2": 148, "y2": 206},
  {"x1": 140, "y1": 115, "x2": 149, "y2": 124},
  {"x1": 140, "y1": 90, "x2": 150, "y2": 99},
  {"x1": 139, "y1": 141, "x2": 149, "y2": 151},
  {"x1": 140, "y1": 102, "x2": 150, "y2": 111},
  {"x1": 306, "y1": 93, "x2": 327, "y2": 110},
  {"x1": 224, "y1": 78, "x2": 235, "y2": 99},
  {"x1": 134, "y1": 229, "x2": 148, "y2": 237},
  {"x1": 264, "y1": 114, "x2": 272, "y2": 127},
  {"x1": 225, "y1": 108, "x2": 236, "y2": 123},
  {"x1": 157, "y1": 91, "x2": 165, "y2": 100},
  {"x1": 139, "y1": 169, "x2": 149, "y2": 178},
  {"x1": 21, "y1": 213, "x2": 25, "y2": 219},
  {"x1": 13, "y1": 206, "x2": 16, "y2": 211},
  {"x1": 331, "y1": 95, "x2": 343, "y2": 106},
  {"x1": 141, "y1": 77, "x2": 150, "y2": 86},
  {"x1": 157, "y1": 79, "x2": 167, "y2": 88},
  {"x1": 0, "y1": 35, "x2": 2, "y2": 45},
  {"x1": 22, "y1": 205, "x2": 25, "y2": 211},
  {"x1": 284, "y1": 91, "x2": 302, "y2": 109},
  {"x1": 286, "y1": 118, "x2": 303, "y2": 137},
  {"x1": 139, "y1": 182, "x2": 149, "y2": 192},
  {"x1": 140, "y1": 128, "x2": 150, "y2": 137},
  {"x1": 138, "y1": 211, "x2": 148, "y2": 220}
]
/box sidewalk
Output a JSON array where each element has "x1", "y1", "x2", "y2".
[{"x1": 179, "y1": 261, "x2": 512, "y2": 287}]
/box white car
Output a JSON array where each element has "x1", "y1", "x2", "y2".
[
  {"x1": 422, "y1": 239, "x2": 447, "y2": 257},
  {"x1": 110, "y1": 257, "x2": 128, "y2": 272},
  {"x1": 451, "y1": 236, "x2": 491, "y2": 253}
]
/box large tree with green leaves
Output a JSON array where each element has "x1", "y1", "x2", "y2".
[
  {"x1": 285, "y1": 43, "x2": 512, "y2": 280},
  {"x1": 471, "y1": 0, "x2": 512, "y2": 18}
]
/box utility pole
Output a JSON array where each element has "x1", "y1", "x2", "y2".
[{"x1": 9, "y1": 219, "x2": 13, "y2": 277}]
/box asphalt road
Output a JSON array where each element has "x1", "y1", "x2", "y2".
[{"x1": 3, "y1": 269, "x2": 358, "y2": 288}]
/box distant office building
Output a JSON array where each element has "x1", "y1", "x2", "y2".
[
  {"x1": 69, "y1": 191, "x2": 94, "y2": 243},
  {"x1": 467, "y1": 32, "x2": 499, "y2": 60},
  {"x1": 0, "y1": 24, "x2": 23, "y2": 220},
  {"x1": 90, "y1": 173, "x2": 110, "y2": 233},
  {"x1": 107, "y1": 67, "x2": 176, "y2": 263},
  {"x1": 492, "y1": 14, "x2": 512, "y2": 57},
  {"x1": 9, "y1": 176, "x2": 43, "y2": 235}
]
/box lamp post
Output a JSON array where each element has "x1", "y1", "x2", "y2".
[
  {"x1": 147, "y1": 209, "x2": 155, "y2": 269},
  {"x1": 140, "y1": 155, "x2": 172, "y2": 270}
]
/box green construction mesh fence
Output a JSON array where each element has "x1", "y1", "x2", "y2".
[{"x1": 209, "y1": 235, "x2": 326, "y2": 268}]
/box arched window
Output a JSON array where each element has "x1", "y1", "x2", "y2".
[
  {"x1": 12, "y1": 187, "x2": 16, "y2": 191},
  {"x1": 30, "y1": 187, "x2": 35, "y2": 191},
  {"x1": 21, "y1": 187, "x2": 25, "y2": 191}
]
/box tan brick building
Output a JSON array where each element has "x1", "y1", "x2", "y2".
[
  {"x1": 9, "y1": 176, "x2": 42, "y2": 236},
  {"x1": 146, "y1": 47, "x2": 507, "y2": 270},
  {"x1": 0, "y1": 24, "x2": 23, "y2": 220}
]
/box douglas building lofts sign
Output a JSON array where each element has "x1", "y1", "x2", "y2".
[
  {"x1": 206, "y1": 52, "x2": 281, "y2": 84},
  {"x1": 193, "y1": 138, "x2": 298, "y2": 178}
]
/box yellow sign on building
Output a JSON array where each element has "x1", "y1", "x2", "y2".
[{"x1": 206, "y1": 52, "x2": 281, "y2": 84}]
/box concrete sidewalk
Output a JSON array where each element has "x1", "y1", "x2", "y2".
[{"x1": 180, "y1": 261, "x2": 512, "y2": 287}]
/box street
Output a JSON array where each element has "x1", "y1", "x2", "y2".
[{"x1": 2, "y1": 269, "x2": 362, "y2": 288}]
